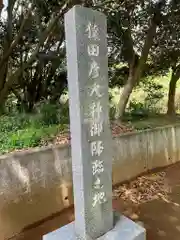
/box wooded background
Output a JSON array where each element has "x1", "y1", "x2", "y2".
[{"x1": 0, "y1": 0, "x2": 180, "y2": 153}]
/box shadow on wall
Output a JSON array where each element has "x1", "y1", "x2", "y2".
[
  {"x1": 0, "y1": 146, "x2": 73, "y2": 239},
  {"x1": 0, "y1": 124, "x2": 180, "y2": 239}
]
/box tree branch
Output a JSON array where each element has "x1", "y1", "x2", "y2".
[
  {"x1": 0, "y1": 3, "x2": 68, "y2": 95},
  {"x1": 0, "y1": 8, "x2": 32, "y2": 70},
  {"x1": 134, "y1": 2, "x2": 164, "y2": 83}
]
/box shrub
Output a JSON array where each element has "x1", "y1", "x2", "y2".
[
  {"x1": 58, "y1": 102, "x2": 69, "y2": 124},
  {"x1": 128, "y1": 100, "x2": 149, "y2": 119},
  {"x1": 0, "y1": 125, "x2": 64, "y2": 154},
  {"x1": 0, "y1": 114, "x2": 30, "y2": 133},
  {"x1": 143, "y1": 81, "x2": 164, "y2": 112},
  {"x1": 109, "y1": 106, "x2": 116, "y2": 120},
  {"x1": 34, "y1": 101, "x2": 69, "y2": 126},
  {"x1": 37, "y1": 103, "x2": 59, "y2": 126},
  {"x1": 127, "y1": 78, "x2": 164, "y2": 118}
]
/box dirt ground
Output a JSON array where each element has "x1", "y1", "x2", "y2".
[{"x1": 9, "y1": 163, "x2": 180, "y2": 240}]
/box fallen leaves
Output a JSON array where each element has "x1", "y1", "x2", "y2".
[
  {"x1": 111, "y1": 122, "x2": 135, "y2": 136},
  {"x1": 113, "y1": 171, "x2": 171, "y2": 205},
  {"x1": 53, "y1": 131, "x2": 70, "y2": 145},
  {"x1": 53, "y1": 122, "x2": 135, "y2": 145}
]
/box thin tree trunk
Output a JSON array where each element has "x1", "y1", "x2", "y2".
[
  {"x1": 116, "y1": 72, "x2": 135, "y2": 120},
  {"x1": 0, "y1": 93, "x2": 8, "y2": 114},
  {"x1": 116, "y1": 18, "x2": 158, "y2": 120},
  {"x1": 167, "y1": 72, "x2": 179, "y2": 116}
]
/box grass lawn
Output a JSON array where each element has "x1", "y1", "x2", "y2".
[
  {"x1": 127, "y1": 114, "x2": 180, "y2": 130},
  {"x1": 0, "y1": 114, "x2": 179, "y2": 155},
  {"x1": 0, "y1": 73, "x2": 180, "y2": 154},
  {"x1": 110, "y1": 73, "x2": 180, "y2": 115}
]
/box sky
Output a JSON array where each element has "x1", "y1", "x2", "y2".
[
  {"x1": 4, "y1": 0, "x2": 7, "y2": 7},
  {"x1": 1, "y1": 0, "x2": 7, "y2": 19}
]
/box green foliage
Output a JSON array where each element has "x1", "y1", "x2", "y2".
[
  {"x1": 143, "y1": 80, "x2": 164, "y2": 112},
  {"x1": 109, "y1": 91, "x2": 116, "y2": 120},
  {"x1": 34, "y1": 101, "x2": 69, "y2": 126},
  {"x1": 0, "y1": 125, "x2": 63, "y2": 154},
  {"x1": 109, "y1": 65, "x2": 128, "y2": 88},
  {"x1": 127, "y1": 79, "x2": 164, "y2": 119},
  {"x1": 1, "y1": 0, "x2": 180, "y2": 152},
  {"x1": 109, "y1": 106, "x2": 116, "y2": 120},
  {"x1": 36, "y1": 103, "x2": 60, "y2": 126},
  {"x1": 0, "y1": 114, "x2": 30, "y2": 132},
  {"x1": 58, "y1": 102, "x2": 69, "y2": 124},
  {"x1": 128, "y1": 101, "x2": 149, "y2": 119},
  {"x1": 0, "y1": 101, "x2": 69, "y2": 154}
]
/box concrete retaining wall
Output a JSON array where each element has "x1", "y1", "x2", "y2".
[{"x1": 1, "y1": 124, "x2": 180, "y2": 239}]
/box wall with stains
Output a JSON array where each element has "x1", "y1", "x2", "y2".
[{"x1": 0, "y1": 124, "x2": 180, "y2": 239}]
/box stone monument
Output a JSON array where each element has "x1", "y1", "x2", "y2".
[{"x1": 43, "y1": 5, "x2": 146, "y2": 240}]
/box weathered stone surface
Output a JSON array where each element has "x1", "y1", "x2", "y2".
[
  {"x1": 1, "y1": 124, "x2": 179, "y2": 238},
  {"x1": 64, "y1": 5, "x2": 113, "y2": 239},
  {"x1": 43, "y1": 214, "x2": 146, "y2": 240},
  {"x1": 43, "y1": 4, "x2": 146, "y2": 240}
]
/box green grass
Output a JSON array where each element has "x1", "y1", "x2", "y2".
[
  {"x1": 0, "y1": 72, "x2": 180, "y2": 154},
  {"x1": 109, "y1": 73, "x2": 180, "y2": 130},
  {"x1": 0, "y1": 108, "x2": 69, "y2": 154},
  {"x1": 126, "y1": 114, "x2": 180, "y2": 130},
  {"x1": 110, "y1": 73, "x2": 180, "y2": 115},
  {"x1": 0, "y1": 124, "x2": 67, "y2": 154}
]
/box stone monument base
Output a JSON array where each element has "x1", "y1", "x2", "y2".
[{"x1": 43, "y1": 213, "x2": 146, "y2": 240}]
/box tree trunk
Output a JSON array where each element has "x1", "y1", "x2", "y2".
[
  {"x1": 0, "y1": 81, "x2": 10, "y2": 113},
  {"x1": 116, "y1": 26, "x2": 157, "y2": 119},
  {"x1": 115, "y1": 72, "x2": 135, "y2": 120},
  {"x1": 167, "y1": 72, "x2": 179, "y2": 116},
  {"x1": 0, "y1": 94, "x2": 7, "y2": 114}
]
